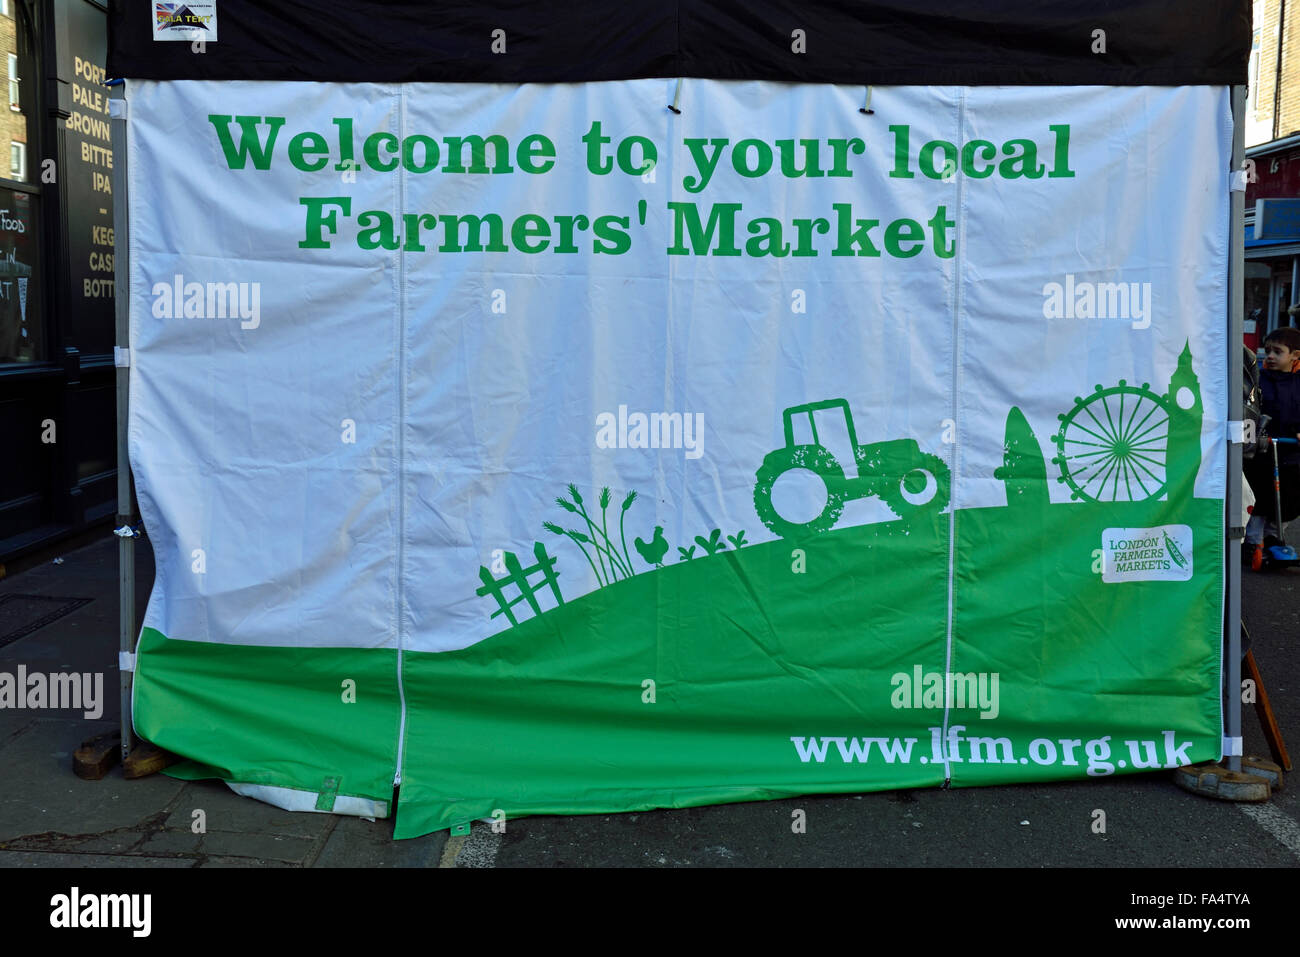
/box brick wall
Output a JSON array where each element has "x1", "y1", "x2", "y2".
[
  {"x1": 0, "y1": 9, "x2": 27, "y2": 181},
  {"x1": 1253, "y1": 0, "x2": 1300, "y2": 144},
  {"x1": 1279, "y1": 4, "x2": 1300, "y2": 137}
]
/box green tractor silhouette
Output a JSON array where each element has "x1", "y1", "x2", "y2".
[{"x1": 753, "y1": 399, "x2": 951, "y2": 538}]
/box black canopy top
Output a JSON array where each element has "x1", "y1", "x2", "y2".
[{"x1": 108, "y1": 1, "x2": 1250, "y2": 86}]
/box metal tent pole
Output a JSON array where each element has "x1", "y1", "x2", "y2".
[
  {"x1": 109, "y1": 81, "x2": 135, "y2": 763},
  {"x1": 1226, "y1": 84, "x2": 1246, "y2": 774}
]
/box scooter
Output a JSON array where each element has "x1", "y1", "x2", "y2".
[{"x1": 1251, "y1": 435, "x2": 1300, "y2": 570}]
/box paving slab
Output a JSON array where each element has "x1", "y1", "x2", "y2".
[
  {"x1": 0, "y1": 718, "x2": 186, "y2": 841},
  {"x1": 138, "y1": 828, "x2": 319, "y2": 864},
  {"x1": 0, "y1": 850, "x2": 192, "y2": 867},
  {"x1": 198, "y1": 856, "x2": 297, "y2": 868},
  {"x1": 162, "y1": 778, "x2": 336, "y2": 840},
  {"x1": 0, "y1": 710, "x2": 39, "y2": 746},
  {"x1": 313, "y1": 815, "x2": 445, "y2": 867},
  {"x1": 59, "y1": 830, "x2": 154, "y2": 856},
  {"x1": 487, "y1": 773, "x2": 1300, "y2": 868}
]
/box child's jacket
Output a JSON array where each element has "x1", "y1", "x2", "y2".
[{"x1": 1261, "y1": 367, "x2": 1300, "y2": 466}]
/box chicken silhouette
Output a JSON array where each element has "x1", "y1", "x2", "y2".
[{"x1": 634, "y1": 526, "x2": 669, "y2": 567}]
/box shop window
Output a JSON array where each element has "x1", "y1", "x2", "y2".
[{"x1": 0, "y1": 3, "x2": 39, "y2": 365}]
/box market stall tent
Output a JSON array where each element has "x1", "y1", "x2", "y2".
[{"x1": 106, "y1": 1, "x2": 1250, "y2": 837}]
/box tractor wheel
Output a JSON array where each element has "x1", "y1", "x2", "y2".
[
  {"x1": 753, "y1": 445, "x2": 847, "y2": 538},
  {"x1": 876, "y1": 450, "x2": 951, "y2": 520}
]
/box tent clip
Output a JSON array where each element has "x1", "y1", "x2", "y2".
[
  {"x1": 1230, "y1": 169, "x2": 1248, "y2": 193},
  {"x1": 859, "y1": 86, "x2": 874, "y2": 115},
  {"x1": 118, "y1": 652, "x2": 136, "y2": 673},
  {"x1": 667, "y1": 78, "x2": 682, "y2": 114},
  {"x1": 108, "y1": 98, "x2": 127, "y2": 120},
  {"x1": 1223, "y1": 736, "x2": 1244, "y2": 756},
  {"x1": 113, "y1": 346, "x2": 130, "y2": 368},
  {"x1": 315, "y1": 775, "x2": 340, "y2": 812}
]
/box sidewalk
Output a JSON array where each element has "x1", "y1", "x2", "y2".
[{"x1": 0, "y1": 532, "x2": 446, "y2": 867}]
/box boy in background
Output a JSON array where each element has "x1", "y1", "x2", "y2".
[{"x1": 1245, "y1": 326, "x2": 1300, "y2": 562}]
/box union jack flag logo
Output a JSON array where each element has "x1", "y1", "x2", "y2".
[{"x1": 155, "y1": 3, "x2": 210, "y2": 32}]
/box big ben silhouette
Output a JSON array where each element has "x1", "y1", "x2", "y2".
[{"x1": 1164, "y1": 341, "x2": 1203, "y2": 501}]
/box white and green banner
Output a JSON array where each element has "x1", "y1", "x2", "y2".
[{"x1": 125, "y1": 79, "x2": 1229, "y2": 837}]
